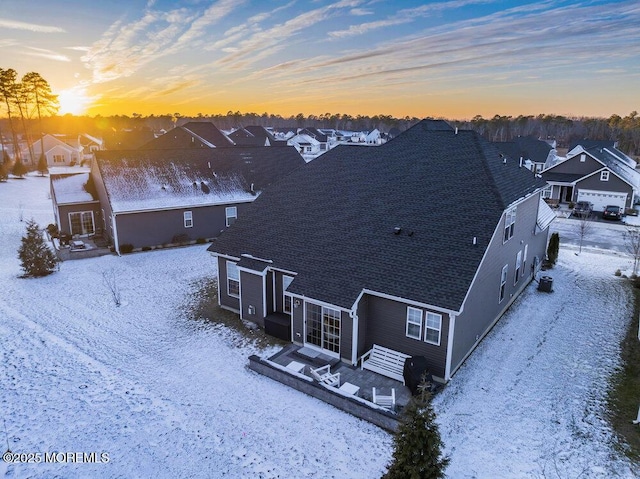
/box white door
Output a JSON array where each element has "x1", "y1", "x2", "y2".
[{"x1": 576, "y1": 189, "x2": 627, "y2": 212}]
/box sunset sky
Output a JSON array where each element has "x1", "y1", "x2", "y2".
[{"x1": 1, "y1": 0, "x2": 638, "y2": 119}]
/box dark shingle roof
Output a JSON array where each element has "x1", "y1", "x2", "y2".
[
  {"x1": 495, "y1": 136, "x2": 552, "y2": 164},
  {"x1": 228, "y1": 126, "x2": 276, "y2": 147},
  {"x1": 209, "y1": 120, "x2": 546, "y2": 312},
  {"x1": 568, "y1": 139, "x2": 615, "y2": 151},
  {"x1": 139, "y1": 122, "x2": 234, "y2": 149}
]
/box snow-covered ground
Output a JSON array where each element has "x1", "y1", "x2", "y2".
[{"x1": 0, "y1": 173, "x2": 638, "y2": 478}]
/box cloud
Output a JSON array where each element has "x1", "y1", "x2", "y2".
[
  {"x1": 82, "y1": 0, "x2": 244, "y2": 84},
  {"x1": 0, "y1": 18, "x2": 65, "y2": 33},
  {"x1": 329, "y1": 0, "x2": 499, "y2": 38},
  {"x1": 23, "y1": 47, "x2": 71, "y2": 62},
  {"x1": 350, "y1": 8, "x2": 373, "y2": 16}
]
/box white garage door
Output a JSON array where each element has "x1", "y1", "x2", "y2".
[{"x1": 576, "y1": 189, "x2": 627, "y2": 211}]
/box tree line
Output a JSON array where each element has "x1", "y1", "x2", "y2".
[{"x1": 0, "y1": 68, "x2": 58, "y2": 179}]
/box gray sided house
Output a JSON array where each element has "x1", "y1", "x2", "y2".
[
  {"x1": 541, "y1": 144, "x2": 639, "y2": 211},
  {"x1": 208, "y1": 120, "x2": 554, "y2": 382},
  {"x1": 90, "y1": 147, "x2": 304, "y2": 253},
  {"x1": 50, "y1": 173, "x2": 102, "y2": 236}
]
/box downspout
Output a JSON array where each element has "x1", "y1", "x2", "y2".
[
  {"x1": 349, "y1": 300, "x2": 360, "y2": 366},
  {"x1": 111, "y1": 213, "x2": 120, "y2": 256},
  {"x1": 444, "y1": 313, "x2": 457, "y2": 382}
]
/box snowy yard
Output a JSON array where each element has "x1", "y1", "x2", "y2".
[{"x1": 1, "y1": 173, "x2": 638, "y2": 478}]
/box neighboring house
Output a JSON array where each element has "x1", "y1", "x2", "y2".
[
  {"x1": 227, "y1": 126, "x2": 281, "y2": 147},
  {"x1": 139, "y1": 122, "x2": 235, "y2": 149},
  {"x1": 79, "y1": 133, "x2": 104, "y2": 163},
  {"x1": 84, "y1": 147, "x2": 305, "y2": 253},
  {"x1": 30, "y1": 134, "x2": 83, "y2": 167},
  {"x1": 299, "y1": 127, "x2": 331, "y2": 151},
  {"x1": 541, "y1": 143, "x2": 640, "y2": 211},
  {"x1": 287, "y1": 133, "x2": 322, "y2": 161},
  {"x1": 495, "y1": 136, "x2": 557, "y2": 173},
  {"x1": 208, "y1": 119, "x2": 553, "y2": 383},
  {"x1": 365, "y1": 129, "x2": 383, "y2": 145},
  {"x1": 50, "y1": 173, "x2": 101, "y2": 237}
]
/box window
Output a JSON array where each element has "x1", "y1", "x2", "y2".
[
  {"x1": 541, "y1": 186, "x2": 552, "y2": 199},
  {"x1": 600, "y1": 171, "x2": 609, "y2": 181},
  {"x1": 504, "y1": 207, "x2": 517, "y2": 242},
  {"x1": 425, "y1": 312, "x2": 442, "y2": 346},
  {"x1": 68, "y1": 211, "x2": 95, "y2": 236},
  {"x1": 580, "y1": 154, "x2": 586, "y2": 162},
  {"x1": 53, "y1": 154, "x2": 64, "y2": 163},
  {"x1": 514, "y1": 250, "x2": 522, "y2": 284},
  {"x1": 522, "y1": 244, "x2": 528, "y2": 277},
  {"x1": 499, "y1": 264, "x2": 508, "y2": 302},
  {"x1": 283, "y1": 275, "x2": 294, "y2": 314},
  {"x1": 225, "y1": 206, "x2": 237, "y2": 227},
  {"x1": 406, "y1": 307, "x2": 423, "y2": 340},
  {"x1": 184, "y1": 211, "x2": 193, "y2": 228},
  {"x1": 226, "y1": 261, "x2": 239, "y2": 297}
]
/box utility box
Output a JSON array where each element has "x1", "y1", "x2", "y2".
[{"x1": 538, "y1": 276, "x2": 553, "y2": 293}]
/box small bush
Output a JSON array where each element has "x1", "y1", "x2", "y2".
[
  {"x1": 46, "y1": 223, "x2": 59, "y2": 237},
  {"x1": 171, "y1": 233, "x2": 190, "y2": 244},
  {"x1": 547, "y1": 232, "x2": 560, "y2": 265},
  {"x1": 196, "y1": 237, "x2": 206, "y2": 244},
  {"x1": 120, "y1": 243, "x2": 134, "y2": 254},
  {"x1": 141, "y1": 246, "x2": 152, "y2": 251}
]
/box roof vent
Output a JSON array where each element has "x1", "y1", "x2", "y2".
[
  {"x1": 473, "y1": 236, "x2": 477, "y2": 245},
  {"x1": 193, "y1": 181, "x2": 198, "y2": 188},
  {"x1": 408, "y1": 231, "x2": 414, "y2": 237},
  {"x1": 200, "y1": 181, "x2": 210, "y2": 194},
  {"x1": 455, "y1": 127, "x2": 458, "y2": 135},
  {"x1": 393, "y1": 227, "x2": 402, "y2": 235}
]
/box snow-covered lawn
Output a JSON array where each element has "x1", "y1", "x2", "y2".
[{"x1": 0, "y1": 173, "x2": 637, "y2": 478}]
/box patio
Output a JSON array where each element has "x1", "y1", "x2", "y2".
[
  {"x1": 53, "y1": 233, "x2": 112, "y2": 261},
  {"x1": 248, "y1": 344, "x2": 426, "y2": 431}
]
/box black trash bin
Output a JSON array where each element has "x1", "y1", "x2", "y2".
[{"x1": 403, "y1": 356, "x2": 432, "y2": 395}]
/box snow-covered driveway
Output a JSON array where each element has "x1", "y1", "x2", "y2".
[{"x1": 1, "y1": 173, "x2": 637, "y2": 478}]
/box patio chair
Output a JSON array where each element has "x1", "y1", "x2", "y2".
[
  {"x1": 309, "y1": 364, "x2": 340, "y2": 387},
  {"x1": 372, "y1": 387, "x2": 396, "y2": 410}
]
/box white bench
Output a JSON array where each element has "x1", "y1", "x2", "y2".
[{"x1": 360, "y1": 344, "x2": 410, "y2": 384}]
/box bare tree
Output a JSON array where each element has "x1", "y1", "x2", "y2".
[
  {"x1": 575, "y1": 212, "x2": 593, "y2": 254},
  {"x1": 623, "y1": 226, "x2": 640, "y2": 276},
  {"x1": 102, "y1": 269, "x2": 121, "y2": 306}
]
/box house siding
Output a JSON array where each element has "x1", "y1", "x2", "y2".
[
  {"x1": 55, "y1": 202, "x2": 101, "y2": 236},
  {"x1": 239, "y1": 271, "x2": 265, "y2": 326},
  {"x1": 549, "y1": 154, "x2": 601, "y2": 175},
  {"x1": 114, "y1": 202, "x2": 251, "y2": 249},
  {"x1": 576, "y1": 174, "x2": 633, "y2": 208},
  {"x1": 217, "y1": 256, "x2": 240, "y2": 311},
  {"x1": 291, "y1": 299, "x2": 304, "y2": 344},
  {"x1": 340, "y1": 311, "x2": 353, "y2": 364},
  {"x1": 361, "y1": 294, "x2": 449, "y2": 379},
  {"x1": 450, "y1": 192, "x2": 549, "y2": 376},
  {"x1": 90, "y1": 159, "x2": 114, "y2": 242}
]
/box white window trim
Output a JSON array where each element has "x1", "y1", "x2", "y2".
[
  {"x1": 406, "y1": 306, "x2": 423, "y2": 340},
  {"x1": 225, "y1": 206, "x2": 237, "y2": 227},
  {"x1": 503, "y1": 207, "x2": 516, "y2": 243},
  {"x1": 184, "y1": 211, "x2": 193, "y2": 228},
  {"x1": 226, "y1": 261, "x2": 240, "y2": 298},
  {"x1": 600, "y1": 170, "x2": 609, "y2": 181},
  {"x1": 283, "y1": 275, "x2": 294, "y2": 314},
  {"x1": 424, "y1": 312, "x2": 442, "y2": 346},
  {"x1": 541, "y1": 186, "x2": 552, "y2": 199},
  {"x1": 499, "y1": 264, "x2": 508, "y2": 302},
  {"x1": 522, "y1": 244, "x2": 528, "y2": 277},
  {"x1": 514, "y1": 250, "x2": 522, "y2": 285},
  {"x1": 580, "y1": 154, "x2": 586, "y2": 162}
]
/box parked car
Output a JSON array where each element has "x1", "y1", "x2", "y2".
[
  {"x1": 602, "y1": 205, "x2": 623, "y2": 221},
  {"x1": 572, "y1": 201, "x2": 593, "y2": 217}
]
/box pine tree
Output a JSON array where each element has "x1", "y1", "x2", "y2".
[
  {"x1": 12, "y1": 158, "x2": 27, "y2": 178},
  {"x1": 37, "y1": 153, "x2": 48, "y2": 176},
  {"x1": 384, "y1": 383, "x2": 449, "y2": 479},
  {"x1": 18, "y1": 219, "x2": 58, "y2": 277},
  {"x1": 0, "y1": 150, "x2": 9, "y2": 181},
  {"x1": 547, "y1": 232, "x2": 560, "y2": 265}
]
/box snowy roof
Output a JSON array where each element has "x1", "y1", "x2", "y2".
[
  {"x1": 50, "y1": 173, "x2": 96, "y2": 204},
  {"x1": 96, "y1": 147, "x2": 305, "y2": 214},
  {"x1": 139, "y1": 122, "x2": 234, "y2": 149},
  {"x1": 210, "y1": 120, "x2": 547, "y2": 311}
]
